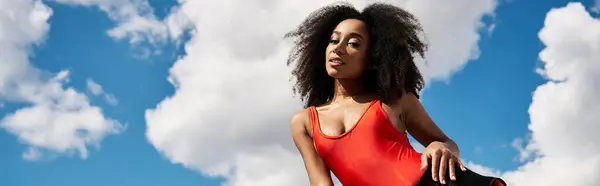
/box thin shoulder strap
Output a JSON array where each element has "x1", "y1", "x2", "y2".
[{"x1": 307, "y1": 106, "x2": 320, "y2": 137}]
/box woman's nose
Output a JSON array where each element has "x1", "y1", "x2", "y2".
[{"x1": 333, "y1": 43, "x2": 346, "y2": 55}]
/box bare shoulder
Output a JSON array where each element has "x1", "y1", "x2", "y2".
[{"x1": 291, "y1": 108, "x2": 311, "y2": 137}]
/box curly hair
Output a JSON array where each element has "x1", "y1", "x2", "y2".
[{"x1": 285, "y1": 2, "x2": 427, "y2": 108}]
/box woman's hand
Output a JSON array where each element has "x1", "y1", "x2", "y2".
[{"x1": 420, "y1": 141, "x2": 466, "y2": 184}]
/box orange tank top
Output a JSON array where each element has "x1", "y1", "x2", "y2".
[{"x1": 309, "y1": 99, "x2": 425, "y2": 186}]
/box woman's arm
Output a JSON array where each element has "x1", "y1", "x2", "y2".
[
  {"x1": 396, "y1": 92, "x2": 465, "y2": 184},
  {"x1": 291, "y1": 109, "x2": 334, "y2": 186},
  {"x1": 399, "y1": 92, "x2": 460, "y2": 156}
]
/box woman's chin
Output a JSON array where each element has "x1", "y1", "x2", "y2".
[
  {"x1": 327, "y1": 70, "x2": 361, "y2": 79},
  {"x1": 327, "y1": 72, "x2": 353, "y2": 79},
  {"x1": 326, "y1": 69, "x2": 341, "y2": 78}
]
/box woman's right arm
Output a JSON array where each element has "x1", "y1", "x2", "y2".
[{"x1": 291, "y1": 109, "x2": 334, "y2": 186}]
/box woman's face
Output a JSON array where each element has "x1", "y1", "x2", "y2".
[{"x1": 325, "y1": 19, "x2": 370, "y2": 79}]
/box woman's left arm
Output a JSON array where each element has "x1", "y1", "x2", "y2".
[{"x1": 396, "y1": 92, "x2": 466, "y2": 184}]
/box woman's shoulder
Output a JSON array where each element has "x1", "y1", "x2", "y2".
[
  {"x1": 292, "y1": 108, "x2": 310, "y2": 123},
  {"x1": 291, "y1": 108, "x2": 311, "y2": 128},
  {"x1": 291, "y1": 108, "x2": 314, "y2": 137}
]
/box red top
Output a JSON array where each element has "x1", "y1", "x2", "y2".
[{"x1": 309, "y1": 99, "x2": 425, "y2": 186}]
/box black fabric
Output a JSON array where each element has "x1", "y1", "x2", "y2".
[{"x1": 415, "y1": 164, "x2": 507, "y2": 186}]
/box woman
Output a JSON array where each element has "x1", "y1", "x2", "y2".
[{"x1": 286, "y1": 2, "x2": 506, "y2": 186}]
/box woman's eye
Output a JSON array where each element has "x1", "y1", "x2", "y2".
[
  {"x1": 329, "y1": 39, "x2": 339, "y2": 44},
  {"x1": 349, "y1": 42, "x2": 360, "y2": 47}
]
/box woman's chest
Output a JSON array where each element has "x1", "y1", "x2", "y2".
[{"x1": 316, "y1": 102, "x2": 407, "y2": 137}]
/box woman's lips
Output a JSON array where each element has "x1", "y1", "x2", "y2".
[{"x1": 329, "y1": 58, "x2": 344, "y2": 66}]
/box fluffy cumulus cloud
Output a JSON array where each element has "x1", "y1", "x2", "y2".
[
  {"x1": 401, "y1": 0, "x2": 497, "y2": 81},
  {"x1": 144, "y1": 0, "x2": 497, "y2": 185},
  {"x1": 499, "y1": 3, "x2": 600, "y2": 185},
  {"x1": 0, "y1": 0, "x2": 122, "y2": 160}
]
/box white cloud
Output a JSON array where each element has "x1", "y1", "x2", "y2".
[
  {"x1": 487, "y1": 23, "x2": 497, "y2": 35},
  {"x1": 145, "y1": 0, "x2": 498, "y2": 185},
  {"x1": 86, "y1": 79, "x2": 119, "y2": 106},
  {"x1": 22, "y1": 147, "x2": 44, "y2": 161},
  {"x1": 103, "y1": 94, "x2": 119, "y2": 106},
  {"x1": 86, "y1": 79, "x2": 104, "y2": 95},
  {"x1": 0, "y1": 0, "x2": 122, "y2": 160},
  {"x1": 401, "y1": 0, "x2": 497, "y2": 82},
  {"x1": 498, "y1": 3, "x2": 600, "y2": 185}
]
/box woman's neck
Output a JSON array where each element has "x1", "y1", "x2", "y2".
[{"x1": 331, "y1": 78, "x2": 364, "y2": 103}]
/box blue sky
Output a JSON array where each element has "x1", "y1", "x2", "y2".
[{"x1": 1, "y1": 0, "x2": 599, "y2": 186}]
